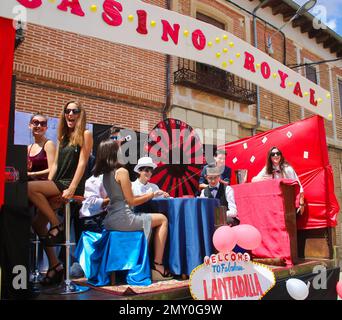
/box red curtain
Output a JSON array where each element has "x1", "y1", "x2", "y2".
[
  {"x1": 0, "y1": 18, "x2": 15, "y2": 206},
  {"x1": 220, "y1": 115, "x2": 340, "y2": 230}
]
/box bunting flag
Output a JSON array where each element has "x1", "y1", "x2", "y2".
[
  {"x1": 0, "y1": 17, "x2": 15, "y2": 206},
  {"x1": 221, "y1": 115, "x2": 340, "y2": 230}
]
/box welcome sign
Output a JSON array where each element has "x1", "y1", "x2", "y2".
[
  {"x1": 0, "y1": 0, "x2": 333, "y2": 119},
  {"x1": 190, "y1": 252, "x2": 276, "y2": 300}
]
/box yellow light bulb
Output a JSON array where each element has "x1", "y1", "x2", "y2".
[
  {"x1": 222, "y1": 61, "x2": 227, "y2": 68},
  {"x1": 229, "y1": 59, "x2": 234, "y2": 64},
  {"x1": 229, "y1": 42, "x2": 234, "y2": 47},
  {"x1": 184, "y1": 30, "x2": 189, "y2": 37},
  {"x1": 150, "y1": 21, "x2": 156, "y2": 27},
  {"x1": 215, "y1": 37, "x2": 220, "y2": 43},
  {"x1": 304, "y1": 92, "x2": 309, "y2": 96},
  {"x1": 223, "y1": 35, "x2": 228, "y2": 40},
  {"x1": 326, "y1": 93, "x2": 331, "y2": 98},
  {"x1": 236, "y1": 53, "x2": 241, "y2": 58},
  {"x1": 90, "y1": 5, "x2": 97, "y2": 12},
  {"x1": 208, "y1": 41, "x2": 213, "y2": 47},
  {"x1": 223, "y1": 48, "x2": 228, "y2": 53},
  {"x1": 216, "y1": 52, "x2": 221, "y2": 58},
  {"x1": 256, "y1": 63, "x2": 260, "y2": 69},
  {"x1": 328, "y1": 113, "x2": 333, "y2": 120},
  {"x1": 128, "y1": 15, "x2": 134, "y2": 22},
  {"x1": 272, "y1": 73, "x2": 277, "y2": 78}
]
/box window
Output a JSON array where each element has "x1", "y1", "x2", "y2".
[
  {"x1": 338, "y1": 79, "x2": 342, "y2": 115},
  {"x1": 196, "y1": 13, "x2": 226, "y2": 78},
  {"x1": 196, "y1": 12, "x2": 225, "y2": 29},
  {"x1": 305, "y1": 64, "x2": 318, "y2": 84}
]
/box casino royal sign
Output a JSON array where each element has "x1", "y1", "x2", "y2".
[{"x1": 0, "y1": 0, "x2": 333, "y2": 119}]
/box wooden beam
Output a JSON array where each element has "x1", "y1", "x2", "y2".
[
  {"x1": 330, "y1": 42, "x2": 340, "y2": 54},
  {"x1": 272, "y1": 3, "x2": 288, "y2": 15},
  {"x1": 323, "y1": 37, "x2": 335, "y2": 48},
  {"x1": 261, "y1": 0, "x2": 281, "y2": 9},
  {"x1": 308, "y1": 29, "x2": 322, "y2": 39},
  {"x1": 300, "y1": 21, "x2": 313, "y2": 33},
  {"x1": 316, "y1": 32, "x2": 331, "y2": 44},
  {"x1": 283, "y1": 10, "x2": 297, "y2": 22},
  {"x1": 292, "y1": 16, "x2": 307, "y2": 28}
]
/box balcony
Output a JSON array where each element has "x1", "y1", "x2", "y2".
[{"x1": 174, "y1": 59, "x2": 257, "y2": 105}]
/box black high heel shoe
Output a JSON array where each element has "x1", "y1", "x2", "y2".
[
  {"x1": 43, "y1": 224, "x2": 65, "y2": 247},
  {"x1": 151, "y1": 261, "x2": 173, "y2": 281},
  {"x1": 40, "y1": 263, "x2": 64, "y2": 286}
]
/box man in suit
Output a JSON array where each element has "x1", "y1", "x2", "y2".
[
  {"x1": 199, "y1": 149, "x2": 232, "y2": 191},
  {"x1": 200, "y1": 166, "x2": 239, "y2": 226}
]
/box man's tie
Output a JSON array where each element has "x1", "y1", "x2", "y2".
[{"x1": 209, "y1": 187, "x2": 218, "y2": 192}]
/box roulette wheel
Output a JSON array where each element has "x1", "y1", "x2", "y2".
[{"x1": 145, "y1": 118, "x2": 204, "y2": 197}]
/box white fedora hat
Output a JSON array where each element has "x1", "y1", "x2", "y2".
[{"x1": 134, "y1": 157, "x2": 157, "y2": 173}]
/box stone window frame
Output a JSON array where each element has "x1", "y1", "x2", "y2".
[
  {"x1": 337, "y1": 75, "x2": 342, "y2": 116},
  {"x1": 190, "y1": 0, "x2": 234, "y2": 33}
]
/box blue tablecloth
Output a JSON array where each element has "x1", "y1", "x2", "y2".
[
  {"x1": 136, "y1": 198, "x2": 220, "y2": 276},
  {"x1": 75, "y1": 230, "x2": 151, "y2": 286}
]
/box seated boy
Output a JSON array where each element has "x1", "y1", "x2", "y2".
[
  {"x1": 79, "y1": 174, "x2": 109, "y2": 234},
  {"x1": 200, "y1": 166, "x2": 240, "y2": 226}
]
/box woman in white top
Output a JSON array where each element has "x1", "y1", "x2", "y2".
[
  {"x1": 252, "y1": 146, "x2": 305, "y2": 215},
  {"x1": 132, "y1": 157, "x2": 169, "y2": 198}
]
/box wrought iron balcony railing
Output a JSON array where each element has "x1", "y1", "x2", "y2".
[{"x1": 174, "y1": 59, "x2": 257, "y2": 105}]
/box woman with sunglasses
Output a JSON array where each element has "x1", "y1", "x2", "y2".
[
  {"x1": 93, "y1": 140, "x2": 172, "y2": 281},
  {"x1": 27, "y1": 113, "x2": 56, "y2": 181},
  {"x1": 131, "y1": 157, "x2": 169, "y2": 198},
  {"x1": 252, "y1": 146, "x2": 305, "y2": 214},
  {"x1": 28, "y1": 100, "x2": 93, "y2": 285}
]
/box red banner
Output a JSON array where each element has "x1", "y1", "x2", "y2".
[
  {"x1": 0, "y1": 17, "x2": 15, "y2": 206},
  {"x1": 221, "y1": 116, "x2": 340, "y2": 230}
]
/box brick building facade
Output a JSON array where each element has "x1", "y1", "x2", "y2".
[{"x1": 13, "y1": 0, "x2": 342, "y2": 263}]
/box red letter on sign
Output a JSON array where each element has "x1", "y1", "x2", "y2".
[
  {"x1": 16, "y1": 0, "x2": 42, "y2": 9},
  {"x1": 278, "y1": 70, "x2": 288, "y2": 89},
  {"x1": 161, "y1": 20, "x2": 180, "y2": 45},
  {"x1": 102, "y1": 0, "x2": 123, "y2": 26},
  {"x1": 192, "y1": 29, "x2": 206, "y2": 51},
  {"x1": 136, "y1": 10, "x2": 148, "y2": 35},
  {"x1": 310, "y1": 88, "x2": 318, "y2": 106},
  {"x1": 293, "y1": 82, "x2": 303, "y2": 97},
  {"x1": 57, "y1": 0, "x2": 85, "y2": 17},
  {"x1": 244, "y1": 52, "x2": 256, "y2": 73},
  {"x1": 260, "y1": 62, "x2": 270, "y2": 79}
]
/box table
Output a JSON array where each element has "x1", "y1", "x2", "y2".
[{"x1": 136, "y1": 198, "x2": 220, "y2": 276}]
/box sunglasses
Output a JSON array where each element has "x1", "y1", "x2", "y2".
[
  {"x1": 140, "y1": 167, "x2": 154, "y2": 173},
  {"x1": 110, "y1": 135, "x2": 120, "y2": 140},
  {"x1": 64, "y1": 108, "x2": 81, "y2": 115},
  {"x1": 31, "y1": 119, "x2": 47, "y2": 127},
  {"x1": 271, "y1": 152, "x2": 281, "y2": 157}
]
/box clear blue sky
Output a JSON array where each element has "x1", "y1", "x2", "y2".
[{"x1": 294, "y1": 0, "x2": 342, "y2": 37}]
